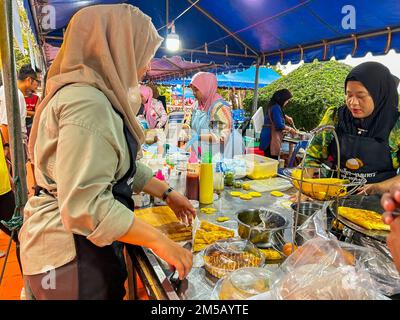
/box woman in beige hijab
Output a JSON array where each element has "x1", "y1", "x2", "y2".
[{"x1": 19, "y1": 4, "x2": 195, "y2": 300}]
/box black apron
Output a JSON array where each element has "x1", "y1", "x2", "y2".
[
  {"x1": 73, "y1": 113, "x2": 138, "y2": 300},
  {"x1": 330, "y1": 132, "x2": 397, "y2": 184}
]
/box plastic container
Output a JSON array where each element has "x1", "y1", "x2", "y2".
[
  {"x1": 215, "y1": 267, "x2": 272, "y2": 300},
  {"x1": 200, "y1": 163, "x2": 214, "y2": 204},
  {"x1": 203, "y1": 238, "x2": 265, "y2": 279},
  {"x1": 235, "y1": 154, "x2": 279, "y2": 180},
  {"x1": 186, "y1": 163, "x2": 200, "y2": 201},
  {"x1": 214, "y1": 162, "x2": 225, "y2": 193}
]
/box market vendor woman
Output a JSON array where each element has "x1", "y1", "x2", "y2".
[
  {"x1": 260, "y1": 89, "x2": 296, "y2": 159},
  {"x1": 19, "y1": 4, "x2": 195, "y2": 300},
  {"x1": 305, "y1": 62, "x2": 400, "y2": 194},
  {"x1": 188, "y1": 72, "x2": 233, "y2": 156}
]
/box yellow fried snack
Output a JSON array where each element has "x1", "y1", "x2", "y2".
[
  {"x1": 200, "y1": 207, "x2": 217, "y2": 214},
  {"x1": 248, "y1": 191, "x2": 262, "y2": 197},
  {"x1": 270, "y1": 190, "x2": 284, "y2": 197},
  {"x1": 242, "y1": 183, "x2": 251, "y2": 190},
  {"x1": 230, "y1": 191, "x2": 243, "y2": 197},
  {"x1": 291, "y1": 169, "x2": 348, "y2": 200},
  {"x1": 338, "y1": 206, "x2": 390, "y2": 231},
  {"x1": 259, "y1": 248, "x2": 282, "y2": 260},
  {"x1": 216, "y1": 216, "x2": 230, "y2": 222},
  {"x1": 193, "y1": 221, "x2": 235, "y2": 252},
  {"x1": 240, "y1": 194, "x2": 253, "y2": 200}
]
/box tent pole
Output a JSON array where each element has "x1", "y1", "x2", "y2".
[
  {"x1": 0, "y1": 0, "x2": 28, "y2": 203},
  {"x1": 182, "y1": 77, "x2": 185, "y2": 107},
  {"x1": 252, "y1": 57, "x2": 261, "y2": 115}
]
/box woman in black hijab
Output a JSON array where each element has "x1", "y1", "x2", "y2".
[
  {"x1": 306, "y1": 62, "x2": 400, "y2": 194},
  {"x1": 260, "y1": 89, "x2": 296, "y2": 159}
]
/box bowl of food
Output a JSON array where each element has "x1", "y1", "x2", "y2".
[
  {"x1": 213, "y1": 267, "x2": 272, "y2": 300},
  {"x1": 236, "y1": 209, "x2": 289, "y2": 248},
  {"x1": 203, "y1": 238, "x2": 265, "y2": 279}
]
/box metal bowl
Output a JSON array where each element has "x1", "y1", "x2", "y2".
[
  {"x1": 290, "y1": 202, "x2": 323, "y2": 226},
  {"x1": 236, "y1": 209, "x2": 289, "y2": 248}
]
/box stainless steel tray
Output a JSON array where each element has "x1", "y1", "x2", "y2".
[{"x1": 329, "y1": 194, "x2": 389, "y2": 242}]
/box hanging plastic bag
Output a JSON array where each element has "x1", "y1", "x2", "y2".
[{"x1": 224, "y1": 128, "x2": 245, "y2": 159}]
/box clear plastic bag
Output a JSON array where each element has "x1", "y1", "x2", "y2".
[
  {"x1": 259, "y1": 203, "x2": 397, "y2": 300},
  {"x1": 267, "y1": 237, "x2": 389, "y2": 300}
]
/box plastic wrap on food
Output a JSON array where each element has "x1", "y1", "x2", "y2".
[
  {"x1": 265, "y1": 237, "x2": 390, "y2": 300},
  {"x1": 203, "y1": 238, "x2": 265, "y2": 279},
  {"x1": 296, "y1": 202, "x2": 331, "y2": 241},
  {"x1": 356, "y1": 236, "x2": 400, "y2": 297}
]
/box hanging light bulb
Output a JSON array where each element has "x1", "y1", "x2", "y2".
[{"x1": 166, "y1": 22, "x2": 180, "y2": 52}]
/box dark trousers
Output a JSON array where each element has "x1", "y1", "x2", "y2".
[
  {"x1": 263, "y1": 146, "x2": 279, "y2": 160},
  {"x1": 26, "y1": 235, "x2": 127, "y2": 300},
  {"x1": 0, "y1": 190, "x2": 21, "y2": 272}
]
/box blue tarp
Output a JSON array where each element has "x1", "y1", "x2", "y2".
[
  {"x1": 158, "y1": 66, "x2": 280, "y2": 89},
  {"x1": 171, "y1": 86, "x2": 195, "y2": 99},
  {"x1": 24, "y1": 1, "x2": 400, "y2": 69}
]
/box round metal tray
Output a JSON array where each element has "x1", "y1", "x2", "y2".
[{"x1": 328, "y1": 194, "x2": 389, "y2": 242}]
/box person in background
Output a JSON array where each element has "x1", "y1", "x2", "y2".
[
  {"x1": 259, "y1": 89, "x2": 296, "y2": 159},
  {"x1": 19, "y1": 4, "x2": 195, "y2": 300},
  {"x1": 188, "y1": 72, "x2": 232, "y2": 156},
  {"x1": 0, "y1": 64, "x2": 40, "y2": 148},
  {"x1": 0, "y1": 129, "x2": 21, "y2": 269},
  {"x1": 149, "y1": 83, "x2": 167, "y2": 112},
  {"x1": 381, "y1": 184, "x2": 400, "y2": 272},
  {"x1": 24, "y1": 72, "x2": 42, "y2": 138},
  {"x1": 305, "y1": 62, "x2": 400, "y2": 193},
  {"x1": 140, "y1": 84, "x2": 167, "y2": 129}
]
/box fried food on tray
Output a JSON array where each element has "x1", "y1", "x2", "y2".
[
  {"x1": 338, "y1": 206, "x2": 390, "y2": 231},
  {"x1": 193, "y1": 220, "x2": 235, "y2": 252}
]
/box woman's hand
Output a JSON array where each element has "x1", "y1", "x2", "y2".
[
  {"x1": 357, "y1": 183, "x2": 383, "y2": 195},
  {"x1": 166, "y1": 190, "x2": 196, "y2": 226},
  {"x1": 380, "y1": 184, "x2": 400, "y2": 272},
  {"x1": 286, "y1": 115, "x2": 294, "y2": 126},
  {"x1": 152, "y1": 236, "x2": 193, "y2": 280}
]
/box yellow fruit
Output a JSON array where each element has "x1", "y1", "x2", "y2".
[
  {"x1": 230, "y1": 191, "x2": 243, "y2": 197},
  {"x1": 248, "y1": 191, "x2": 262, "y2": 197},
  {"x1": 270, "y1": 190, "x2": 284, "y2": 197},
  {"x1": 216, "y1": 216, "x2": 230, "y2": 222},
  {"x1": 240, "y1": 194, "x2": 253, "y2": 200}
]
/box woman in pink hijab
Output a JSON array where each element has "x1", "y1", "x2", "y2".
[
  {"x1": 140, "y1": 85, "x2": 167, "y2": 129},
  {"x1": 189, "y1": 72, "x2": 232, "y2": 154}
]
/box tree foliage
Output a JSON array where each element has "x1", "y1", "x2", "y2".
[{"x1": 244, "y1": 60, "x2": 353, "y2": 130}]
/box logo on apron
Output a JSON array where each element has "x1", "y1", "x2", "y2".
[{"x1": 345, "y1": 158, "x2": 364, "y2": 170}]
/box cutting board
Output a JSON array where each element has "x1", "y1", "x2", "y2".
[{"x1": 134, "y1": 206, "x2": 192, "y2": 242}]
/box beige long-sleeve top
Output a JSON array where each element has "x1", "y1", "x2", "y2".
[{"x1": 19, "y1": 84, "x2": 153, "y2": 275}]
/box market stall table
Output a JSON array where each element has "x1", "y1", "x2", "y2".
[{"x1": 125, "y1": 173, "x2": 296, "y2": 300}]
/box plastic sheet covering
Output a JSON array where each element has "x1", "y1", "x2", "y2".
[
  {"x1": 265, "y1": 237, "x2": 389, "y2": 300},
  {"x1": 296, "y1": 203, "x2": 400, "y2": 296},
  {"x1": 253, "y1": 203, "x2": 400, "y2": 299}
]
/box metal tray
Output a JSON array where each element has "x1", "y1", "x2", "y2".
[{"x1": 329, "y1": 194, "x2": 389, "y2": 242}]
